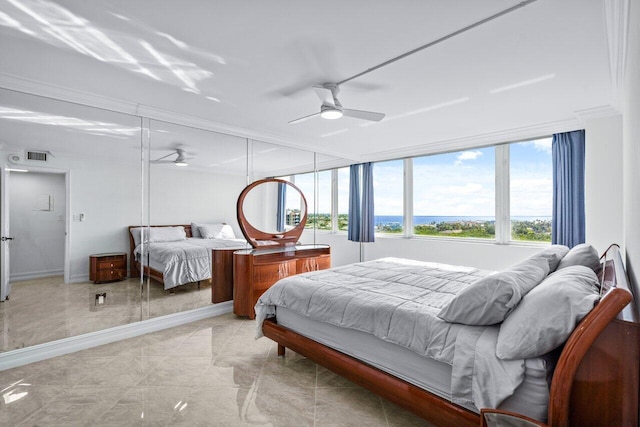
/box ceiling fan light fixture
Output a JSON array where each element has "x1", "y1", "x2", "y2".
[
  {"x1": 174, "y1": 160, "x2": 188, "y2": 167},
  {"x1": 320, "y1": 107, "x2": 343, "y2": 120}
]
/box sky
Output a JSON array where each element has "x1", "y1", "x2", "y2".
[{"x1": 291, "y1": 137, "x2": 553, "y2": 218}]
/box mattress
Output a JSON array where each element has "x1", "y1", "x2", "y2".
[{"x1": 276, "y1": 306, "x2": 551, "y2": 422}]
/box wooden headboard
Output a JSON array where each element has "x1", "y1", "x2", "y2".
[
  {"x1": 548, "y1": 244, "x2": 639, "y2": 426},
  {"x1": 127, "y1": 224, "x2": 193, "y2": 278}
]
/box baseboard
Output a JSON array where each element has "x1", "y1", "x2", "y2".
[
  {"x1": 10, "y1": 269, "x2": 65, "y2": 282},
  {"x1": 0, "y1": 301, "x2": 233, "y2": 371}
]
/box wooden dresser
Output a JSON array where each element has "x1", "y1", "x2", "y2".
[
  {"x1": 233, "y1": 245, "x2": 330, "y2": 319},
  {"x1": 89, "y1": 252, "x2": 127, "y2": 284}
]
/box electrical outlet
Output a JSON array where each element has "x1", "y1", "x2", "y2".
[{"x1": 95, "y1": 293, "x2": 106, "y2": 305}]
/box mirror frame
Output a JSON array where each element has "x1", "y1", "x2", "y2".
[{"x1": 237, "y1": 178, "x2": 308, "y2": 248}]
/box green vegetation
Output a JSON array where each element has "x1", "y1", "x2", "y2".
[
  {"x1": 306, "y1": 215, "x2": 551, "y2": 243},
  {"x1": 413, "y1": 221, "x2": 495, "y2": 238},
  {"x1": 511, "y1": 219, "x2": 552, "y2": 242}
]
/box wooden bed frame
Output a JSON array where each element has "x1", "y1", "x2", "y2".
[
  {"x1": 262, "y1": 244, "x2": 639, "y2": 427},
  {"x1": 127, "y1": 224, "x2": 237, "y2": 303}
]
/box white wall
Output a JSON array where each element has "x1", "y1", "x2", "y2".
[
  {"x1": 9, "y1": 171, "x2": 65, "y2": 280},
  {"x1": 585, "y1": 115, "x2": 624, "y2": 255},
  {"x1": 1, "y1": 151, "x2": 247, "y2": 283},
  {"x1": 623, "y1": 0, "x2": 640, "y2": 312}
]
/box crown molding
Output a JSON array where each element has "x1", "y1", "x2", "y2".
[
  {"x1": 364, "y1": 117, "x2": 583, "y2": 162},
  {"x1": 0, "y1": 72, "x2": 140, "y2": 115},
  {"x1": 0, "y1": 72, "x2": 356, "y2": 161},
  {"x1": 574, "y1": 104, "x2": 621, "y2": 121}
]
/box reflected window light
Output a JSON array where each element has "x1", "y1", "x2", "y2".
[
  {"x1": 0, "y1": 107, "x2": 139, "y2": 137},
  {"x1": 489, "y1": 74, "x2": 555, "y2": 94},
  {"x1": 205, "y1": 96, "x2": 221, "y2": 103},
  {"x1": 321, "y1": 129, "x2": 349, "y2": 138},
  {"x1": 3, "y1": 390, "x2": 28, "y2": 404},
  {"x1": 7, "y1": 168, "x2": 29, "y2": 172},
  {"x1": 404, "y1": 97, "x2": 470, "y2": 115},
  {"x1": 0, "y1": 10, "x2": 36, "y2": 35},
  {"x1": 5, "y1": 0, "x2": 216, "y2": 92}
]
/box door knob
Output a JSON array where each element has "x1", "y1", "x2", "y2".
[{"x1": 1, "y1": 237, "x2": 14, "y2": 241}]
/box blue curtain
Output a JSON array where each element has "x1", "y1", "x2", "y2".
[
  {"x1": 361, "y1": 162, "x2": 375, "y2": 242},
  {"x1": 276, "y1": 182, "x2": 286, "y2": 232},
  {"x1": 348, "y1": 165, "x2": 361, "y2": 241},
  {"x1": 552, "y1": 130, "x2": 585, "y2": 247},
  {"x1": 348, "y1": 163, "x2": 375, "y2": 243}
]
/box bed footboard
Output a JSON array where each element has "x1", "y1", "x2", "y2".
[{"x1": 262, "y1": 318, "x2": 479, "y2": 427}]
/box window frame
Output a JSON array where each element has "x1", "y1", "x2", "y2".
[{"x1": 290, "y1": 135, "x2": 552, "y2": 246}]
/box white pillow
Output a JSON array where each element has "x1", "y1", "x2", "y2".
[
  {"x1": 147, "y1": 226, "x2": 187, "y2": 243},
  {"x1": 496, "y1": 265, "x2": 600, "y2": 360},
  {"x1": 556, "y1": 243, "x2": 601, "y2": 272},
  {"x1": 199, "y1": 223, "x2": 236, "y2": 239},
  {"x1": 437, "y1": 255, "x2": 549, "y2": 326}
]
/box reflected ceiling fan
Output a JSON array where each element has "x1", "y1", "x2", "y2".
[
  {"x1": 289, "y1": 83, "x2": 385, "y2": 124},
  {"x1": 151, "y1": 148, "x2": 193, "y2": 167}
]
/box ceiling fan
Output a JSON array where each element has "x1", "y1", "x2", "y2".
[
  {"x1": 289, "y1": 83, "x2": 385, "y2": 124},
  {"x1": 151, "y1": 148, "x2": 192, "y2": 167}
]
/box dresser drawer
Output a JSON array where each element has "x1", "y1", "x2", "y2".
[
  {"x1": 297, "y1": 254, "x2": 331, "y2": 273},
  {"x1": 253, "y1": 260, "x2": 296, "y2": 290}
]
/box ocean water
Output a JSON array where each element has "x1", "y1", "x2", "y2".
[{"x1": 375, "y1": 215, "x2": 551, "y2": 225}]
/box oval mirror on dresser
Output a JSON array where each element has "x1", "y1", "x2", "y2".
[{"x1": 236, "y1": 178, "x2": 308, "y2": 249}]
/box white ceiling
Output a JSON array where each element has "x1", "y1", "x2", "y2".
[{"x1": 0, "y1": 0, "x2": 617, "y2": 162}]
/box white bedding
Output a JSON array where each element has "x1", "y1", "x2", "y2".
[
  {"x1": 255, "y1": 257, "x2": 530, "y2": 411},
  {"x1": 135, "y1": 237, "x2": 247, "y2": 290}
]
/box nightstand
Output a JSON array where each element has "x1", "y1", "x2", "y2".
[{"x1": 89, "y1": 252, "x2": 127, "y2": 284}]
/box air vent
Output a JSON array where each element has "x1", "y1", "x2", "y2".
[{"x1": 27, "y1": 151, "x2": 48, "y2": 161}]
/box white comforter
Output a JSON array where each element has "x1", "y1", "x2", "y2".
[
  {"x1": 255, "y1": 257, "x2": 526, "y2": 410},
  {"x1": 135, "y1": 238, "x2": 247, "y2": 290}
]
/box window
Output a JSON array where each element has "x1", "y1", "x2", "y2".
[
  {"x1": 337, "y1": 167, "x2": 349, "y2": 231},
  {"x1": 510, "y1": 138, "x2": 552, "y2": 242},
  {"x1": 373, "y1": 160, "x2": 404, "y2": 234},
  {"x1": 315, "y1": 170, "x2": 332, "y2": 230},
  {"x1": 288, "y1": 134, "x2": 556, "y2": 242},
  {"x1": 413, "y1": 147, "x2": 495, "y2": 239}
]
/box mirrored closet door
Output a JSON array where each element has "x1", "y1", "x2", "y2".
[{"x1": 0, "y1": 88, "x2": 144, "y2": 352}]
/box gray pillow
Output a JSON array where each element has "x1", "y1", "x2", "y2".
[
  {"x1": 437, "y1": 255, "x2": 549, "y2": 326},
  {"x1": 496, "y1": 265, "x2": 600, "y2": 360},
  {"x1": 556, "y1": 243, "x2": 601, "y2": 272},
  {"x1": 529, "y1": 245, "x2": 569, "y2": 273},
  {"x1": 190, "y1": 222, "x2": 202, "y2": 238}
]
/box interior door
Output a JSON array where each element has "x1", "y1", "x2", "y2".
[{"x1": 0, "y1": 167, "x2": 11, "y2": 301}]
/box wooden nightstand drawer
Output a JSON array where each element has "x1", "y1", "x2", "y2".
[
  {"x1": 95, "y1": 258, "x2": 126, "y2": 270},
  {"x1": 90, "y1": 252, "x2": 127, "y2": 284}
]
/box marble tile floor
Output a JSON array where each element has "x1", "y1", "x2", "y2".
[
  {"x1": 0, "y1": 276, "x2": 213, "y2": 352},
  {"x1": 0, "y1": 313, "x2": 434, "y2": 426}
]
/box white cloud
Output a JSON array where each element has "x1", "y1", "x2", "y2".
[
  {"x1": 454, "y1": 150, "x2": 483, "y2": 166},
  {"x1": 520, "y1": 137, "x2": 552, "y2": 155}
]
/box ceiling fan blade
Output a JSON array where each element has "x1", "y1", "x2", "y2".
[
  {"x1": 312, "y1": 86, "x2": 335, "y2": 107},
  {"x1": 288, "y1": 112, "x2": 321, "y2": 124},
  {"x1": 342, "y1": 109, "x2": 385, "y2": 122}
]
